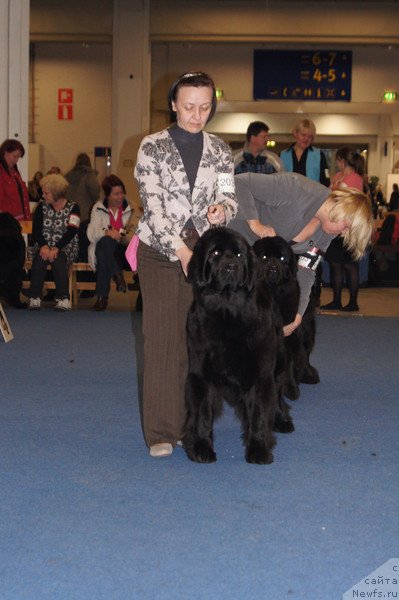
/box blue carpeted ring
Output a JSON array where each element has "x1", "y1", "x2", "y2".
[{"x1": 1, "y1": 309, "x2": 398, "y2": 599}]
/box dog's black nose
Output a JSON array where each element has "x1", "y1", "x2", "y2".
[{"x1": 224, "y1": 263, "x2": 237, "y2": 274}]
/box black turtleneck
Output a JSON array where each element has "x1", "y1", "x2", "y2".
[{"x1": 168, "y1": 124, "x2": 203, "y2": 194}]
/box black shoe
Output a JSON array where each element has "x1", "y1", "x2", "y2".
[
  {"x1": 113, "y1": 272, "x2": 127, "y2": 293},
  {"x1": 92, "y1": 296, "x2": 108, "y2": 311},
  {"x1": 342, "y1": 302, "x2": 359, "y2": 312},
  {"x1": 320, "y1": 301, "x2": 342, "y2": 311}
]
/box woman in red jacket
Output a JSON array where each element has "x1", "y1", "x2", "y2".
[{"x1": 0, "y1": 139, "x2": 31, "y2": 220}]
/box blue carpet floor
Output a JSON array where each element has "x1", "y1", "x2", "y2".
[{"x1": 1, "y1": 309, "x2": 398, "y2": 600}]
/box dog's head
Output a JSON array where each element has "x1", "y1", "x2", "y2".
[
  {"x1": 188, "y1": 227, "x2": 255, "y2": 292},
  {"x1": 253, "y1": 236, "x2": 297, "y2": 285}
]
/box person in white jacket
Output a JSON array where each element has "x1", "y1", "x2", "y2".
[{"x1": 87, "y1": 174, "x2": 134, "y2": 311}]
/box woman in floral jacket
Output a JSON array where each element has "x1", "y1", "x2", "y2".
[{"x1": 134, "y1": 72, "x2": 237, "y2": 458}]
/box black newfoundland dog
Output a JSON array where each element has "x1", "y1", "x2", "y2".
[
  {"x1": 253, "y1": 236, "x2": 319, "y2": 400},
  {"x1": 183, "y1": 227, "x2": 292, "y2": 465}
]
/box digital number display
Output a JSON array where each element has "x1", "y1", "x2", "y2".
[{"x1": 253, "y1": 50, "x2": 352, "y2": 101}]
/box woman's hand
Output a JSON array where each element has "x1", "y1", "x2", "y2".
[
  {"x1": 47, "y1": 247, "x2": 59, "y2": 263},
  {"x1": 283, "y1": 313, "x2": 302, "y2": 337},
  {"x1": 39, "y1": 245, "x2": 51, "y2": 260},
  {"x1": 207, "y1": 204, "x2": 226, "y2": 226},
  {"x1": 105, "y1": 228, "x2": 121, "y2": 241},
  {"x1": 175, "y1": 245, "x2": 193, "y2": 277},
  {"x1": 248, "y1": 219, "x2": 276, "y2": 238}
]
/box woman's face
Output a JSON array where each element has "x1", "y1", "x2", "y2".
[
  {"x1": 108, "y1": 185, "x2": 124, "y2": 209},
  {"x1": 293, "y1": 127, "x2": 314, "y2": 150},
  {"x1": 335, "y1": 156, "x2": 346, "y2": 171},
  {"x1": 172, "y1": 85, "x2": 213, "y2": 134},
  {"x1": 42, "y1": 186, "x2": 54, "y2": 205},
  {"x1": 322, "y1": 218, "x2": 350, "y2": 235},
  {"x1": 4, "y1": 149, "x2": 22, "y2": 168}
]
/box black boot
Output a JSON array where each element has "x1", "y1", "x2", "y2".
[
  {"x1": 113, "y1": 272, "x2": 127, "y2": 293},
  {"x1": 92, "y1": 296, "x2": 108, "y2": 311}
]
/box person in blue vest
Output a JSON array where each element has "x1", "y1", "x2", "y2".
[{"x1": 280, "y1": 119, "x2": 330, "y2": 187}]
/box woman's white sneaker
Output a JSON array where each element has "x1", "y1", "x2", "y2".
[
  {"x1": 54, "y1": 298, "x2": 71, "y2": 311},
  {"x1": 29, "y1": 297, "x2": 41, "y2": 310}
]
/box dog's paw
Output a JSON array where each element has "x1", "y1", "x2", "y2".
[
  {"x1": 300, "y1": 365, "x2": 320, "y2": 384},
  {"x1": 284, "y1": 382, "x2": 300, "y2": 400},
  {"x1": 273, "y1": 418, "x2": 295, "y2": 434},
  {"x1": 186, "y1": 439, "x2": 217, "y2": 463},
  {"x1": 245, "y1": 441, "x2": 274, "y2": 465}
]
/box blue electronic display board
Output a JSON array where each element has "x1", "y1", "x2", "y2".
[{"x1": 253, "y1": 50, "x2": 352, "y2": 101}]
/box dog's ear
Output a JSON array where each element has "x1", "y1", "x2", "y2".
[{"x1": 187, "y1": 236, "x2": 213, "y2": 287}]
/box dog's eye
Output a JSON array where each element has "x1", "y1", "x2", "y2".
[
  {"x1": 210, "y1": 249, "x2": 221, "y2": 257},
  {"x1": 236, "y1": 251, "x2": 242, "y2": 258}
]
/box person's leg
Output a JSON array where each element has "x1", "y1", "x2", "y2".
[
  {"x1": 342, "y1": 261, "x2": 360, "y2": 311},
  {"x1": 321, "y1": 261, "x2": 343, "y2": 310},
  {"x1": 138, "y1": 241, "x2": 193, "y2": 451},
  {"x1": 51, "y1": 252, "x2": 70, "y2": 299},
  {"x1": 94, "y1": 236, "x2": 118, "y2": 297},
  {"x1": 29, "y1": 253, "x2": 49, "y2": 299}
]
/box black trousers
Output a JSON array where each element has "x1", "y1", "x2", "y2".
[
  {"x1": 29, "y1": 252, "x2": 69, "y2": 299},
  {"x1": 95, "y1": 236, "x2": 128, "y2": 297}
]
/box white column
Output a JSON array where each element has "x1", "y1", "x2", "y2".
[
  {"x1": 0, "y1": 0, "x2": 30, "y2": 180},
  {"x1": 0, "y1": 0, "x2": 10, "y2": 143},
  {"x1": 112, "y1": 0, "x2": 150, "y2": 213}
]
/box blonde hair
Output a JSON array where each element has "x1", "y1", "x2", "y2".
[
  {"x1": 328, "y1": 187, "x2": 373, "y2": 260},
  {"x1": 293, "y1": 118, "x2": 316, "y2": 138},
  {"x1": 41, "y1": 174, "x2": 69, "y2": 201}
]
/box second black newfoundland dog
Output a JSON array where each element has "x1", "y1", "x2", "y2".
[
  {"x1": 183, "y1": 227, "x2": 292, "y2": 465},
  {"x1": 253, "y1": 236, "x2": 319, "y2": 401}
]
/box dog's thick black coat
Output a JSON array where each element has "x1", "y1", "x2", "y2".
[
  {"x1": 253, "y1": 236, "x2": 319, "y2": 400},
  {"x1": 0, "y1": 212, "x2": 26, "y2": 308},
  {"x1": 184, "y1": 227, "x2": 289, "y2": 465}
]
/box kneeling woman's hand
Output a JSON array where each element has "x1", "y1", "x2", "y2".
[{"x1": 283, "y1": 313, "x2": 302, "y2": 337}]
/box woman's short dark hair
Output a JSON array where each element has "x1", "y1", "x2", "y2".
[
  {"x1": 0, "y1": 139, "x2": 25, "y2": 173},
  {"x1": 167, "y1": 72, "x2": 217, "y2": 124},
  {"x1": 102, "y1": 174, "x2": 126, "y2": 198}
]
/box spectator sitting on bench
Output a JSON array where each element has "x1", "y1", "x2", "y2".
[
  {"x1": 28, "y1": 174, "x2": 80, "y2": 311},
  {"x1": 87, "y1": 174, "x2": 134, "y2": 311}
]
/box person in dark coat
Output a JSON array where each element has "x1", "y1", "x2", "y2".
[{"x1": 0, "y1": 212, "x2": 27, "y2": 308}]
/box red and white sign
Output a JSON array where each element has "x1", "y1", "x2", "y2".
[
  {"x1": 58, "y1": 105, "x2": 73, "y2": 120},
  {"x1": 58, "y1": 88, "x2": 73, "y2": 103},
  {"x1": 58, "y1": 88, "x2": 73, "y2": 120}
]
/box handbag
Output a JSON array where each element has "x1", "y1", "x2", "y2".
[{"x1": 125, "y1": 234, "x2": 139, "y2": 271}]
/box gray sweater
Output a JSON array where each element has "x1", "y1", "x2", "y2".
[{"x1": 230, "y1": 172, "x2": 333, "y2": 315}]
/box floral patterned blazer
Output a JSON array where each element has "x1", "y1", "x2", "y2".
[{"x1": 134, "y1": 128, "x2": 237, "y2": 261}]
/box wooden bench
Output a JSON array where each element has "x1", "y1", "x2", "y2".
[{"x1": 22, "y1": 260, "x2": 135, "y2": 308}]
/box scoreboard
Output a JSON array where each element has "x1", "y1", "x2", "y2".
[{"x1": 253, "y1": 50, "x2": 352, "y2": 101}]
